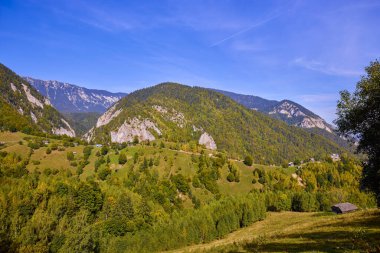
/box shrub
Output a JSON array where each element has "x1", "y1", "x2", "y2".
[
  {"x1": 244, "y1": 155, "x2": 253, "y2": 166},
  {"x1": 227, "y1": 172, "x2": 235, "y2": 182},
  {"x1": 101, "y1": 146, "x2": 109, "y2": 156},
  {"x1": 118, "y1": 153, "x2": 127, "y2": 165},
  {"x1": 66, "y1": 152, "x2": 74, "y2": 161},
  {"x1": 98, "y1": 167, "x2": 111, "y2": 180}
]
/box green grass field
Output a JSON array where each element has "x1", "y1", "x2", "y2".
[{"x1": 169, "y1": 209, "x2": 380, "y2": 253}]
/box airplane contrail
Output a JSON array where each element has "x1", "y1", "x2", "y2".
[{"x1": 210, "y1": 15, "x2": 279, "y2": 47}]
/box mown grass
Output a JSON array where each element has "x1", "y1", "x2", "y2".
[{"x1": 170, "y1": 209, "x2": 380, "y2": 253}]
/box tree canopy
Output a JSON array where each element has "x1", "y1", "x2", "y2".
[{"x1": 336, "y1": 60, "x2": 380, "y2": 206}]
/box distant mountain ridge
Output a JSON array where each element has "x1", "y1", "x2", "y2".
[
  {"x1": 24, "y1": 77, "x2": 127, "y2": 113},
  {"x1": 213, "y1": 89, "x2": 333, "y2": 133}
]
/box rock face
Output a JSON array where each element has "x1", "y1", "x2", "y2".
[
  {"x1": 83, "y1": 127, "x2": 95, "y2": 142},
  {"x1": 96, "y1": 105, "x2": 122, "y2": 127},
  {"x1": 21, "y1": 83, "x2": 44, "y2": 108},
  {"x1": 110, "y1": 117, "x2": 161, "y2": 143},
  {"x1": 298, "y1": 117, "x2": 332, "y2": 133},
  {"x1": 52, "y1": 127, "x2": 75, "y2": 137},
  {"x1": 24, "y1": 77, "x2": 127, "y2": 113},
  {"x1": 199, "y1": 132, "x2": 217, "y2": 150},
  {"x1": 52, "y1": 119, "x2": 76, "y2": 137},
  {"x1": 269, "y1": 100, "x2": 333, "y2": 132},
  {"x1": 269, "y1": 101, "x2": 306, "y2": 118}
]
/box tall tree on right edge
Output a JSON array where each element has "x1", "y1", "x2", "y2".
[{"x1": 335, "y1": 60, "x2": 380, "y2": 206}]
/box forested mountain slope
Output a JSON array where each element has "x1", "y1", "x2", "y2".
[
  {"x1": 0, "y1": 64, "x2": 75, "y2": 137},
  {"x1": 87, "y1": 82, "x2": 346, "y2": 164}
]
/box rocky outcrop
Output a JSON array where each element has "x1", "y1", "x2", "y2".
[
  {"x1": 269, "y1": 101, "x2": 306, "y2": 118},
  {"x1": 297, "y1": 117, "x2": 332, "y2": 133},
  {"x1": 153, "y1": 105, "x2": 186, "y2": 128},
  {"x1": 21, "y1": 83, "x2": 44, "y2": 108},
  {"x1": 269, "y1": 100, "x2": 333, "y2": 132},
  {"x1": 83, "y1": 127, "x2": 95, "y2": 142},
  {"x1": 52, "y1": 127, "x2": 75, "y2": 137},
  {"x1": 199, "y1": 132, "x2": 217, "y2": 150},
  {"x1": 52, "y1": 119, "x2": 76, "y2": 137},
  {"x1": 96, "y1": 105, "x2": 122, "y2": 127},
  {"x1": 10, "y1": 83, "x2": 18, "y2": 93},
  {"x1": 110, "y1": 117, "x2": 161, "y2": 143},
  {"x1": 30, "y1": 112, "x2": 38, "y2": 123}
]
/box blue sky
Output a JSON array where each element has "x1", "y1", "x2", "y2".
[{"x1": 1, "y1": 0, "x2": 379, "y2": 123}]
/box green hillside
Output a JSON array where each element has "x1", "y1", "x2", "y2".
[
  {"x1": 0, "y1": 131, "x2": 375, "y2": 252},
  {"x1": 0, "y1": 63, "x2": 75, "y2": 136},
  {"x1": 89, "y1": 83, "x2": 346, "y2": 164}
]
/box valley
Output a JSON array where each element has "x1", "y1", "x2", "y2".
[{"x1": 0, "y1": 63, "x2": 378, "y2": 252}]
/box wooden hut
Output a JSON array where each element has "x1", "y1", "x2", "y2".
[{"x1": 331, "y1": 202, "x2": 358, "y2": 214}]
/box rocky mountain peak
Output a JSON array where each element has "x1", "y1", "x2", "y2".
[{"x1": 24, "y1": 77, "x2": 127, "y2": 113}]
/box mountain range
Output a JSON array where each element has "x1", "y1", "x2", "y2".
[
  {"x1": 0, "y1": 63, "x2": 349, "y2": 160},
  {"x1": 85, "y1": 82, "x2": 345, "y2": 164},
  {"x1": 23, "y1": 77, "x2": 335, "y2": 136},
  {"x1": 24, "y1": 77, "x2": 127, "y2": 113}
]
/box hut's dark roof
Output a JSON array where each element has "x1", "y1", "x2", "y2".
[{"x1": 332, "y1": 202, "x2": 358, "y2": 213}]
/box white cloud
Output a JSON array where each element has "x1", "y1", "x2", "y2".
[{"x1": 292, "y1": 57, "x2": 363, "y2": 77}]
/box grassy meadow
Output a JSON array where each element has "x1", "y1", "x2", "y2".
[{"x1": 171, "y1": 209, "x2": 380, "y2": 253}]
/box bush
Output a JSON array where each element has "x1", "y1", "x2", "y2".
[
  {"x1": 266, "y1": 192, "x2": 291, "y2": 211},
  {"x1": 291, "y1": 192, "x2": 318, "y2": 212},
  {"x1": 118, "y1": 153, "x2": 127, "y2": 165},
  {"x1": 76, "y1": 166, "x2": 83, "y2": 175},
  {"x1": 244, "y1": 155, "x2": 253, "y2": 166},
  {"x1": 227, "y1": 172, "x2": 235, "y2": 182},
  {"x1": 98, "y1": 167, "x2": 111, "y2": 180},
  {"x1": 46, "y1": 148, "x2": 52, "y2": 154},
  {"x1": 101, "y1": 146, "x2": 109, "y2": 156},
  {"x1": 66, "y1": 151, "x2": 74, "y2": 161}
]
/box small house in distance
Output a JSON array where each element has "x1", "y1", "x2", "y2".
[{"x1": 331, "y1": 202, "x2": 358, "y2": 214}]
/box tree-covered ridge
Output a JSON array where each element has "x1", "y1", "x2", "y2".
[
  {"x1": 0, "y1": 63, "x2": 74, "y2": 136},
  {"x1": 91, "y1": 82, "x2": 347, "y2": 164}
]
